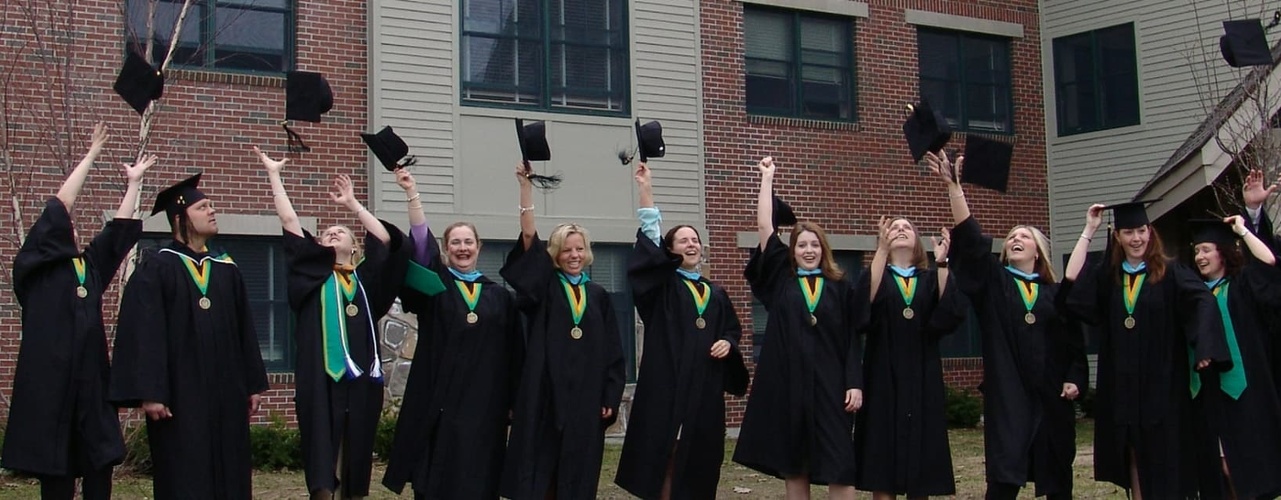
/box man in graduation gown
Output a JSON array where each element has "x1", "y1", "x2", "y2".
[{"x1": 109, "y1": 174, "x2": 269, "y2": 499}]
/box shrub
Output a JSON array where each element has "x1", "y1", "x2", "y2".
[
  {"x1": 249, "y1": 415, "x2": 303, "y2": 471},
  {"x1": 121, "y1": 423, "x2": 151, "y2": 474},
  {"x1": 945, "y1": 387, "x2": 982, "y2": 428},
  {"x1": 373, "y1": 399, "x2": 401, "y2": 462}
]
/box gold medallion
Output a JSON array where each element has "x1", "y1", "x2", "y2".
[
  {"x1": 466, "y1": 312, "x2": 479, "y2": 324},
  {"x1": 571, "y1": 326, "x2": 583, "y2": 339},
  {"x1": 809, "y1": 314, "x2": 818, "y2": 326},
  {"x1": 198, "y1": 296, "x2": 211, "y2": 310},
  {"x1": 903, "y1": 307, "x2": 915, "y2": 320},
  {"x1": 1124, "y1": 316, "x2": 1136, "y2": 330},
  {"x1": 346, "y1": 304, "x2": 359, "y2": 317},
  {"x1": 695, "y1": 317, "x2": 706, "y2": 329},
  {"x1": 1024, "y1": 312, "x2": 1036, "y2": 325},
  {"x1": 76, "y1": 286, "x2": 88, "y2": 298}
]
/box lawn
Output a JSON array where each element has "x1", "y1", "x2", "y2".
[{"x1": 0, "y1": 420, "x2": 1130, "y2": 498}]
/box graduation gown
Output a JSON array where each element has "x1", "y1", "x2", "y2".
[
  {"x1": 499, "y1": 233, "x2": 626, "y2": 500},
  {"x1": 733, "y1": 232, "x2": 866, "y2": 486},
  {"x1": 382, "y1": 226, "x2": 523, "y2": 499},
  {"x1": 1065, "y1": 258, "x2": 1229, "y2": 498},
  {"x1": 285, "y1": 222, "x2": 409, "y2": 497},
  {"x1": 1190, "y1": 259, "x2": 1281, "y2": 500},
  {"x1": 948, "y1": 217, "x2": 1088, "y2": 496},
  {"x1": 109, "y1": 240, "x2": 269, "y2": 500},
  {"x1": 614, "y1": 230, "x2": 750, "y2": 499},
  {"x1": 1, "y1": 198, "x2": 138, "y2": 477},
  {"x1": 854, "y1": 260, "x2": 965, "y2": 495}
]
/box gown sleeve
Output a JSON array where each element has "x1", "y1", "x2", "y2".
[
  {"x1": 1064, "y1": 258, "x2": 1107, "y2": 326},
  {"x1": 12, "y1": 198, "x2": 80, "y2": 300},
  {"x1": 1173, "y1": 263, "x2": 1231, "y2": 370},
  {"x1": 109, "y1": 251, "x2": 172, "y2": 407},
  {"x1": 628, "y1": 228, "x2": 681, "y2": 305},
  {"x1": 598, "y1": 289, "x2": 626, "y2": 415},
  {"x1": 715, "y1": 286, "x2": 751, "y2": 396},
  {"x1": 283, "y1": 228, "x2": 337, "y2": 311},
  {"x1": 744, "y1": 231, "x2": 791, "y2": 309},
  {"x1": 234, "y1": 265, "x2": 270, "y2": 395},
  {"x1": 83, "y1": 217, "x2": 144, "y2": 288},
  {"x1": 1239, "y1": 257, "x2": 1281, "y2": 310},
  {"x1": 845, "y1": 277, "x2": 869, "y2": 390},
  {"x1": 926, "y1": 271, "x2": 969, "y2": 338},
  {"x1": 948, "y1": 216, "x2": 1003, "y2": 297},
  {"x1": 500, "y1": 233, "x2": 555, "y2": 313},
  {"x1": 357, "y1": 220, "x2": 411, "y2": 316}
]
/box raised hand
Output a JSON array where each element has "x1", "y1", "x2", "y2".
[
  {"x1": 395, "y1": 167, "x2": 416, "y2": 192},
  {"x1": 925, "y1": 150, "x2": 963, "y2": 186},
  {"x1": 1085, "y1": 204, "x2": 1105, "y2": 232},
  {"x1": 1243, "y1": 169, "x2": 1278, "y2": 209},
  {"x1": 634, "y1": 161, "x2": 651, "y2": 187},
  {"x1": 515, "y1": 162, "x2": 532, "y2": 188},
  {"x1": 931, "y1": 227, "x2": 951, "y2": 261},
  {"x1": 758, "y1": 156, "x2": 775, "y2": 179},
  {"x1": 253, "y1": 146, "x2": 288, "y2": 174},
  {"x1": 90, "y1": 121, "x2": 110, "y2": 151},
  {"x1": 1226, "y1": 215, "x2": 1248, "y2": 236},
  {"x1": 330, "y1": 174, "x2": 358, "y2": 210},
  {"x1": 125, "y1": 154, "x2": 158, "y2": 184},
  {"x1": 876, "y1": 216, "x2": 892, "y2": 250}
]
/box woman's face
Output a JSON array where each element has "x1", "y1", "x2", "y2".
[
  {"x1": 445, "y1": 226, "x2": 481, "y2": 272},
  {"x1": 793, "y1": 230, "x2": 822, "y2": 271},
  {"x1": 557, "y1": 233, "x2": 587, "y2": 275}
]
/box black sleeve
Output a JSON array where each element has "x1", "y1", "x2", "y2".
[
  {"x1": 628, "y1": 229, "x2": 681, "y2": 305},
  {"x1": 1250, "y1": 208, "x2": 1279, "y2": 254},
  {"x1": 716, "y1": 286, "x2": 751, "y2": 396},
  {"x1": 284, "y1": 228, "x2": 336, "y2": 311},
  {"x1": 927, "y1": 272, "x2": 969, "y2": 338},
  {"x1": 1239, "y1": 258, "x2": 1281, "y2": 310},
  {"x1": 1174, "y1": 263, "x2": 1231, "y2": 371},
  {"x1": 234, "y1": 266, "x2": 270, "y2": 395},
  {"x1": 500, "y1": 233, "x2": 555, "y2": 312},
  {"x1": 744, "y1": 231, "x2": 791, "y2": 309},
  {"x1": 844, "y1": 278, "x2": 868, "y2": 389},
  {"x1": 948, "y1": 216, "x2": 1002, "y2": 297},
  {"x1": 503, "y1": 288, "x2": 526, "y2": 409},
  {"x1": 1064, "y1": 260, "x2": 1106, "y2": 326},
  {"x1": 109, "y1": 253, "x2": 171, "y2": 407},
  {"x1": 13, "y1": 198, "x2": 79, "y2": 295},
  {"x1": 83, "y1": 218, "x2": 143, "y2": 289},
  {"x1": 598, "y1": 288, "x2": 626, "y2": 414},
  {"x1": 358, "y1": 220, "x2": 411, "y2": 316}
]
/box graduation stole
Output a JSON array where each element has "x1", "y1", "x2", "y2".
[
  {"x1": 1121, "y1": 272, "x2": 1146, "y2": 329},
  {"x1": 71, "y1": 256, "x2": 88, "y2": 298},
  {"x1": 1015, "y1": 278, "x2": 1039, "y2": 325},
  {"x1": 560, "y1": 273, "x2": 590, "y2": 338},
  {"x1": 1189, "y1": 280, "x2": 1247, "y2": 399},
  {"x1": 161, "y1": 247, "x2": 235, "y2": 310},
  {"x1": 322, "y1": 268, "x2": 362, "y2": 382},
  {"x1": 457, "y1": 280, "x2": 482, "y2": 324},
  {"x1": 891, "y1": 272, "x2": 917, "y2": 320},
  {"x1": 799, "y1": 276, "x2": 824, "y2": 326}
]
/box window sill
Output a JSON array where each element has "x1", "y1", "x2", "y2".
[
  {"x1": 747, "y1": 114, "x2": 860, "y2": 131},
  {"x1": 267, "y1": 372, "x2": 295, "y2": 385},
  {"x1": 169, "y1": 68, "x2": 286, "y2": 88}
]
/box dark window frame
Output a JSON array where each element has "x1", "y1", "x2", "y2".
[
  {"x1": 1052, "y1": 23, "x2": 1140, "y2": 136},
  {"x1": 917, "y1": 27, "x2": 1014, "y2": 134},
  {"x1": 125, "y1": 0, "x2": 297, "y2": 75},
  {"x1": 743, "y1": 4, "x2": 858, "y2": 122}
]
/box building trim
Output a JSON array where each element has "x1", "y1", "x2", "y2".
[
  {"x1": 905, "y1": 9, "x2": 1024, "y2": 39},
  {"x1": 741, "y1": 0, "x2": 869, "y2": 18}
]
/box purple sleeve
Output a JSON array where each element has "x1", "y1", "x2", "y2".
[{"x1": 410, "y1": 222, "x2": 434, "y2": 267}]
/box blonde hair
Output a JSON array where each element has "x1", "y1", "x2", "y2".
[
  {"x1": 999, "y1": 225, "x2": 1058, "y2": 283},
  {"x1": 547, "y1": 223, "x2": 595, "y2": 269},
  {"x1": 323, "y1": 225, "x2": 363, "y2": 264},
  {"x1": 788, "y1": 221, "x2": 846, "y2": 280}
]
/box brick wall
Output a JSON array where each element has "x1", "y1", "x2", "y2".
[
  {"x1": 700, "y1": 0, "x2": 1046, "y2": 425},
  {"x1": 0, "y1": 0, "x2": 367, "y2": 427}
]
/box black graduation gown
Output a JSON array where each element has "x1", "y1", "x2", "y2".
[
  {"x1": 383, "y1": 226, "x2": 523, "y2": 499},
  {"x1": 733, "y1": 232, "x2": 866, "y2": 486},
  {"x1": 1190, "y1": 258, "x2": 1281, "y2": 500},
  {"x1": 854, "y1": 260, "x2": 966, "y2": 495},
  {"x1": 285, "y1": 222, "x2": 409, "y2": 497},
  {"x1": 1065, "y1": 258, "x2": 1230, "y2": 498},
  {"x1": 109, "y1": 240, "x2": 269, "y2": 500},
  {"x1": 948, "y1": 216, "x2": 1088, "y2": 496},
  {"x1": 1, "y1": 199, "x2": 138, "y2": 477},
  {"x1": 614, "y1": 230, "x2": 750, "y2": 499},
  {"x1": 499, "y1": 233, "x2": 626, "y2": 500}
]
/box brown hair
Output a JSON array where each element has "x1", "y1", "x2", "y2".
[
  {"x1": 1000, "y1": 225, "x2": 1058, "y2": 283},
  {"x1": 788, "y1": 221, "x2": 845, "y2": 280},
  {"x1": 1109, "y1": 225, "x2": 1168, "y2": 283},
  {"x1": 441, "y1": 222, "x2": 482, "y2": 266},
  {"x1": 884, "y1": 217, "x2": 930, "y2": 270},
  {"x1": 662, "y1": 224, "x2": 701, "y2": 252},
  {"x1": 1195, "y1": 241, "x2": 1244, "y2": 279}
]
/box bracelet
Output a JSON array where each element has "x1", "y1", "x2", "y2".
[
  {"x1": 1079, "y1": 234, "x2": 1092, "y2": 241},
  {"x1": 519, "y1": 205, "x2": 535, "y2": 214},
  {"x1": 272, "y1": 192, "x2": 287, "y2": 198},
  {"x1": 948, "y1": 192, "x2": 964, "y2": 199},
  {"x1": 357, "y1": 207, "x2": 369, "y2": 215},
  {"x1": 406, "y1": 194, "x2": 421, "y2": 203}
]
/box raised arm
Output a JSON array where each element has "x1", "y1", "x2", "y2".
[
  {"x1": 1243, "y1": 168, "x2": 1278, "y2": 232},
  {"x1": 57, "y1": 122, "x2": 110, "y2": 211},
  {"x1": 932, "y1": 227, "x2": 951, "y2": 296},
  {"x1": 254, "y1": 146, "x2": 303, "y2": 236},
  {"x1": 1229, "y1": 215, "x2": 1277, "y2": 266},
  {"x1": 868, "y1": 216, "x2": 890, "y2": 302},
  {"x1": 517, "y1": 162, "x2": 536, "y2": 250},
  {"x1": 636, "y1": 161, "x2": 654, "y2": 209},
  {"x1": 115, "y1": 154, "x2": 156, "y2": 220},
  {"x1": 397, "y1": 168, "x2": 426, "y2": 227},
  {"x1": 756, "y1": 157, "x2": 776, "y2": 250},
  {"x1": 1064, "y1": 204, "x2": 1104, "y2": 281},
  {"x1": 331, "y1": 174, "x2": 389, "y2": 244},
  {"x1": 925, "y1": 150, "x2": 971, "y2": 225}
]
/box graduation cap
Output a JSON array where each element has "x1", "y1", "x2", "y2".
[
  {"x1": 635, "y1": 120, "x2": 665, "y2": 162},
  {"x1": 903, "y1": 100, "x2": 952, "y2": 163},
  {"x1": 773, "y1": 195, "x2": 797, "y2": 228},
  {"x1": 282, "y1": 71, "x2": 334, "y2": 153},
  {"x1": 360, "y1": 126, "x2": 416, "y2": 172},
  {"x1": 1102, "y1": 199, "x2": 1160, "y2": 230},
  {"x1": 113, "y1": 50, "x2": 165, "y2": 115},
  {"x1": 514, "y1": 118, "x2": 561, "y2": 189},
  {"x1": 1189, "y1": 218, "x2": 1239, "y2": 249},
  {"x1": 961, "y1": 135, "x2": 1014, "y2": 193},
  {"x1": 150, "y1": 173, "x2": 206, "y2": 223},
  {"x1": 1221, "y1": 19, "x2": 1273, "y2": 67}
]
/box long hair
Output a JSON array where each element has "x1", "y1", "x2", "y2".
[
  {"x1": 1109, "y1": 225, "x2": 1168, "y2": 283},
  {"x1": 1195, "y1": 240, "x2": 1244, "y2": 279},
  {"x1": 788, "y1": 221, "x2": 845, "y2": 280},
  {"x1": 1000, "y1": 225, "x2": 1058, "y2": 283},
  {"x1": 441, "y1": 221, "x2": 483, "y2": 267},
  {"x1": 886, "y1": 217, "x2": 931, "y2": 270},
  {"x1": 322, "y1": 225, "x2": 364, "y2": 264},
  {"x1": 547, "y1": 223, "x2": 595, "y2": 270}
]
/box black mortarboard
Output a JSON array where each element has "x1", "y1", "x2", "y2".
[
  {"x1": 1102, "y1": 200, "x2": 1160, "y2": 230},
  {"x1": 961, "y1": 135, "x2": 1014, "y2": 193},
  {"x1": 113, "y1": 50, "x2": 165, "y2": 115},
  {"x1": 515, "y1": 119, "x2": 551, "y2": 162},
  {"x1": 150, "y1": 173, "x2": 207, "y2": 223},
  {"x1": 773, "y1": 196, "x2": 797, "y2": 228},
  {"x1": 903, "y1": 100, "x2": 952, "y2": 163},
  {"x1": 283, "y1": 71, "x2": 333, "y2": 153},
  {"x1": 1221, "y1": 19, "x2": 1273, "y2": 67},
  {"x1": 635, "y1": 120, "x2": 665, "y2": 162},
  {"x1": 1190, "y1": 218, "x2": 1239, "y2": 249},
  {"x1": 361, "y1": 126, "x2": 416, "y2": 172}
]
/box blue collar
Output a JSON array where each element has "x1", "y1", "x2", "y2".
[
  {"x1": 1005, "y1": 265, "x2": 1040, "y2": 281},
  {"x1": 449, "y1": 267, "x2": 482, "y2": 282},
  {"x1": 888, "y1": 265, "x2": 916, "y2": 278},
  {"x1": 1205, "y1": 277, "x2": 1226, "y2": 290},
  {"x1": 1121, "y1": 261, "x2": 1147, "y2": 274},
  {"x1": 676, "y1": 268, "x2": 701, "y2": 281},
  {"x1": 796, "y1": 267, "x2": 823, "y2": 277},
  {"x1": 560, "y1": 271, "x2": 589, "y2": 285}
]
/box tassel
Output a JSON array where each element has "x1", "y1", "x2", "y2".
[{"x1": 282, "y1": 121, "x2": 311, "y2": 153}]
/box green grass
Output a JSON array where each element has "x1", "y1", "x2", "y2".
[{"x1": 0, "y1": 420, "x2": 1129, "y2": 499}]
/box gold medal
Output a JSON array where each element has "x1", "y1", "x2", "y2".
[
  {"x1": 571, "y1": 326, "x2": 583, "y2": 339},
  {"x1": 1025, "y1": 312, "x2": 1036, "y2": 325},
  {"x1": 903, "y1": 307, "x2": 915, "y2": 320},
  {"x1": 76, "y1": 286, "x2": 88, "y2": 298},
  {"x1": 198, "y1": 296, "x2": 211, "y2": 310},
  {"x1": 346, "y1": 304, "x2": 359, "y2": 317},
  {"x1": 695, "y1": 317, "x2": 706, "y2": 329},
  {"x1": 809, "y1": 314, "x2": 817, "y2": 326},
  {"x1": 467, "y1": 312, "x2": 479, "y2": 324},
  {"x1": 1124, "y1": 316, "x2": 1136, "y2": 329}
]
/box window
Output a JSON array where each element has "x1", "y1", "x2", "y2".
[
  {"x1": 138, "y1": 235, "x2": 293, "y2": 372},
  {"x1": 126, "y1": 0, "x2": 295, "y2": 73},
  {"x1": 1053, "y1": 23, "x2": 1139, "y2": 136},
  {"x1": 918, "y1": 28, "x2": 1013, "y2": 133},
  {"x1": 751, "y1": 251, "x2": 864, "y2": 363},
  {"x1": 461, "y1": 0, "x2": 629, "y2": 113},
  {"x1": 744, "y1": 6, "x2": 856, "y2": 121}
]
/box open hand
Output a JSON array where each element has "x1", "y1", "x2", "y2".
[
  {"x1": 1243, "y1": 169, "x2": 1278, "y2": 210},
  {"x1": 330, "y1": 174, "x2": 358, "y2": 210},
  {"x1": 931, "y1": 227, "x2": 951, "y2": 261},
  {"x1": 90, "y1": 122, "x2": 110, "y2": 150},
  {"x1": 125, "y1": 154, "x2": 158, "y2": 183},
  {"x1": 253, "y1": 146, "x2": 288, "y2": 174},
  {"x1": 925, "y1": 150, "x2": 963, "y2": 186}
]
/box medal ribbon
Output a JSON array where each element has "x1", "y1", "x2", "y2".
[
  {"x1": 180, "y1": 257, "x2": 211, "y2": 297},
  {"x1": 684, "y1": 279, "x2": 710, "y2": 317},
  {"x1": 1016, "y1": 278, "x2": 1039, "y2": 313},
  {"x1": 799, "y1": 276, "x2": 824, "y2": 315},
  {"x1": 892, "y1": 274, "x2": 916, "y2": 307},
  {"x1": 336, "y1": 270, "x2": 358, "y2": 303},
  {"x1": 456, "y1": 280, "x2": 482, "y2": 313},
  {"x1": 560, "y1": 276, "x2": 588, "y2": 326},
  {"x1": 1123, "y1": 273, "x2": 1145, "y2": 316},
  {"x1": 71, "y1": 257, "x2": 86, "y2": 288}
]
